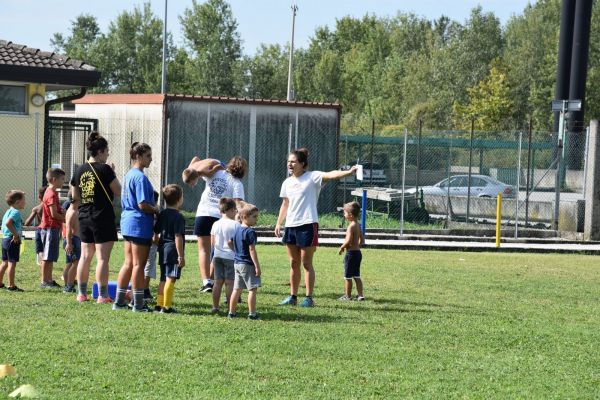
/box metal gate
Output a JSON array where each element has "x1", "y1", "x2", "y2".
[{"x1": 44, "y1": 116, "x2": 98, "y2": 183}]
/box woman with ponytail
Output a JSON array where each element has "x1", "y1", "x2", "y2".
[
  {"x1": 70, "y1": 132, "x2": 121, "y2": 303},
  {"x1": 113, "y1": 142, "x2": 158, "y2": 312},
  {"x1": 275, "y1": 148, "x2": 357, "y2": 307}
]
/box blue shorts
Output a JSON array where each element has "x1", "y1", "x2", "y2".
[
  {"x1": 282, "y1": 223, "x2": 319, "y2": 248},
  {"x1": 63, "y1": 236, "x2": 82, "y2": 263},
  {"x1": 344, "y1": 250, "x2": 362, "y2": 279},
  {"x1": 40, "y1": 228, "x2": 60, "y2": 262},
  {"x1": 194, "y1": 216, "x2": 219, "y2": 237},
  {"x1": 123, "y1": 235, "x2": 152, "y2": 247},
  {"x1": 2, "y1": 237, "x2": 20, "y2": 262},
  {"x1": 35, "y1": 229, "x2": 43, "y2": 253},
  {"x1": 160, "y1": 263, "x2": 182, "y2": 282}
]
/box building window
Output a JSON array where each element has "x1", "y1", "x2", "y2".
[{"x1": 0, "y1": 85, "x2": 27, "y2": 114}]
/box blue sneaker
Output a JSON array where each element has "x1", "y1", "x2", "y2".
[
  {"x1": 300, "y1": 297, "x2": 314, "y2": 307},
  {"x1": 279, "y1": 295, "x2": 297, "y2": 305}
]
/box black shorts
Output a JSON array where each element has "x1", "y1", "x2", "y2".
[
  {"x1": 160, "y1": 263, "x2": 182, "y2": 282},
  {"x1": 344, "y1": 250, "x2": 362, "y2": 279},
  {"x1": 194, "y1": 216, "x2": 219, "y2": 237},
  {"x1": 80, "y1": 217, "x2": 118, "y2": 244},
  {"x1": 123, "y1": 235, "x2": 152, "y2": 247},
  {"x1": 282, "y1": 223, "x2": 319, "y2": 248},
  {"x1": 2, "y1": 237, "x2": 20, "y2": 262}
]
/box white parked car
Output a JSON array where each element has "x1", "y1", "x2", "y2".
[
  {"x1": 340, "y1": 162, "x2": 387, "y2": 186},
  {"x1": 407, "y1": 174, "x2": 515, "y2": 198}
]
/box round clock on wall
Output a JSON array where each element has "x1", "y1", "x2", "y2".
[{"x1": 31, "y1": 93, "x2": 45, "y2": 107}]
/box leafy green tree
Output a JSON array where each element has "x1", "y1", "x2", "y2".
[
  {"x1": 51, "y1": 14, "x2": 101, "y2": 60},
  {"x1": 452, "y1": 62, "x2": 514, "y2": 131},
  {"x1": 179, "y1": 0, "x2": 243, "y2": 96},
  {"x1": 244, "y1": 44, "x2": 288, "y2": 99},
  {"x1": 503, "y1": 0, "x2": 560, "y2": 130},
  {"x1": 101, "y1": 3, "x2": 168, "y2": 93},
  {"x1": 51, "y1": 15, "x2": 107, "y2": 91}
]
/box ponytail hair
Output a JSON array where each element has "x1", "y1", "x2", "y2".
[
  {"x1": 290, "y1": 148, "x2": 309, "y2": 169},
  {"x1": 129, "y1": 142, "x2": 152, "y2": 159},
  {"x1": 86, "y1": 131, "x2": 108, "y2": 157}
]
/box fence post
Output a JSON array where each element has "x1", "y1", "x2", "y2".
[
  {"x1": 584, "y1": 120, "x2": 600, "y2": 240},
  {"x1": 361, "y1": 189, "x2": 367, "y2": 236},
  {"x1": 496, "y1": 193, "x2": 502, "y2": 248},
  {"x1": 466, "y1": 118, "x2": 474, "y2": 222},
  {"x1": 525, "y1": 118, "x2": 532, "y2": 226},
  {"x1": 400, "y1": 129, "x2": 408, "y2": 236},
  {"x1": 370, "y1": 119, "x2": 375, "y2": 186},
  {"x1": 515, "y1": 130, "x2": 523, "y2": 238},
  {"x1": 416, "y1": 118, "x2": 422, "y2": 195},
  {"x1": 34, "y1": 112, "x2": 40, "y2": 207}
]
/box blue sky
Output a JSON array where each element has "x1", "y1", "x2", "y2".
[{"x1": 1, "y1": 0, "x2": 534, "y2": 55}]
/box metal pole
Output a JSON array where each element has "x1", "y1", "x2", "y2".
[
  {"x1": 496, "y1": 194, "x2": 502, "y2": 248},
  {"x1": 416, "y1": 118, "x2": 422, "y2": 195},
  {"x1": 446, "y1": 131, "x2": 452, "y2": 224},
  {"x1": 34, "y1": 112, "x2": 39, "y2": 206},
  {"x1": 553, "y1": 105, "x2": 566, "y2": 230},
  {"x1": 343, "y1": 136, "x2": 348, "y2": 205},
  {"x1": 400, "y1": 129, "x2": 408, "y2": 236},
  {"x1": 525, "y1": 117, "x2": 532, "y2": 226},
  {"x1": 583, "y1": 125, "x2": 590, "y2": 199},
  {"x1": 361, "y1": 189, "x2": 367, "y2": 236},
  {"x1": 370, "y1": 119, "x2": 375, "y2": 186},
  {"x1": 286, "y1": 4, "x2": 298, "y2": 102},
  {"x1": 161, "y1": 0, "x2": 168, "y2": 94},
  {"x1": 287, "y1": 123, "x2": 292, "y2": 155},
  {"x1": 515, "y1": 130, "x2": 523, "y2": 238},
  {"x1": 466, "y1": 118, "x2": 474, "y2": 222}
]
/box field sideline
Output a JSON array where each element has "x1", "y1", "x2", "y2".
[{"x1": 1, "y1": 243, "x2": 599, "y2": 399}]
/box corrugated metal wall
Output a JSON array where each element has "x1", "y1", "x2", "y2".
[{"x1": 166, "y1": 100, "x2": 339, "y2": 214}]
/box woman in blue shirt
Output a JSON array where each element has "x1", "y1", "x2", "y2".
[{"x1": 113, "y1": 142, "x2": 159, "y2": 312}]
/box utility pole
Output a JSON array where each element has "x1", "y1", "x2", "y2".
[
  {"x1": 161, "y1": 0, "x2": 168, "y2": 94},
  {"x1": 286, "y1": 4, "x2": 298, "y2": 102}
]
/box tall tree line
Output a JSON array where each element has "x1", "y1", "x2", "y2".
[{"x1": 51, "y1": 0, "x2": 600, "y2": 133}]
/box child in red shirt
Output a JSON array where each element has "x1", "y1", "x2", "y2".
[{"x1": 39, "y1": 168, "x2": 66, "y2": 289}]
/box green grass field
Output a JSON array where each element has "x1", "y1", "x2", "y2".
[{"x1": 1, "y1": 242, "x2": 599, "y2": 399}]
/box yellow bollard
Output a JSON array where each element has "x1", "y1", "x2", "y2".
[{"x1": 495, "y1": 193, "x2": 502, "y2": 248}]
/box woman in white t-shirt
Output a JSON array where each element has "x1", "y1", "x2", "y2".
[
  {"x1": 191, "y1": 156, "x2": 247, "y2": 293},
  {"x1": 275, "y1": 148, "x2": 357, "y2": 307}
]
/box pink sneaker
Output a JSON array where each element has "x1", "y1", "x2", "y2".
[
  {"x1": 97, "y1": 296, "x2": 113, "y2": 304},
  {"x1": 76, "y1": 294, "x2": 88, "y2": 302}
]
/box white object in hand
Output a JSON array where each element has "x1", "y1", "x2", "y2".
[{"x1": 356, "y1": 165, "x2": 363, "y2": 181}]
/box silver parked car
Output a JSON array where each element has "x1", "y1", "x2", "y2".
[{"x1": 407, "y1": 174, "x2": 515, "y2": 198}]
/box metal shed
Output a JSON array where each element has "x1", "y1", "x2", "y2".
[{"x1": 68, "y1": 94, "x2": 340, "y2": 213}]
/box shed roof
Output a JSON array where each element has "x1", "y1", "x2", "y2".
[
  {"x1": 73, "y1": 93, "x2": 340, "y2": 110},
  {"x1": 0, "y1": 39, "x2": 100, "y2": 89}
]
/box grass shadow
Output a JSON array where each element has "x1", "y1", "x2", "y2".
[{"x1": 258, "y1": 310, "x2": 349, "y2": 323}]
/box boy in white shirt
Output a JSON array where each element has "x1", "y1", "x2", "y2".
[{"x1": 210, "y1": 197, "x2": 240, "y2": 314}]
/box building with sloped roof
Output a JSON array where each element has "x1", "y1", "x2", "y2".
[
  {"x1": 0, "y1": 39, "x2": 100, "y2": 215},
  {"x1": 60, "y1": 93, "x2": 340, "y2": 213}
]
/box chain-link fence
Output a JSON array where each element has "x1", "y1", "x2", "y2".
[
  {"x1": 0, "y1": 112, "x2": 44, "y2": 219},
  {"x1": 336, "y1": 123, "x2": 589, "y2": 234}
]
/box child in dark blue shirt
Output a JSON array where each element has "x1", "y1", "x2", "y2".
[
  {"x1": 154, "y1": 184, "x2": 186, "y2": 314},
  {"x1": 227, "y1": 203, "x2": 261, "y2": 320}
]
